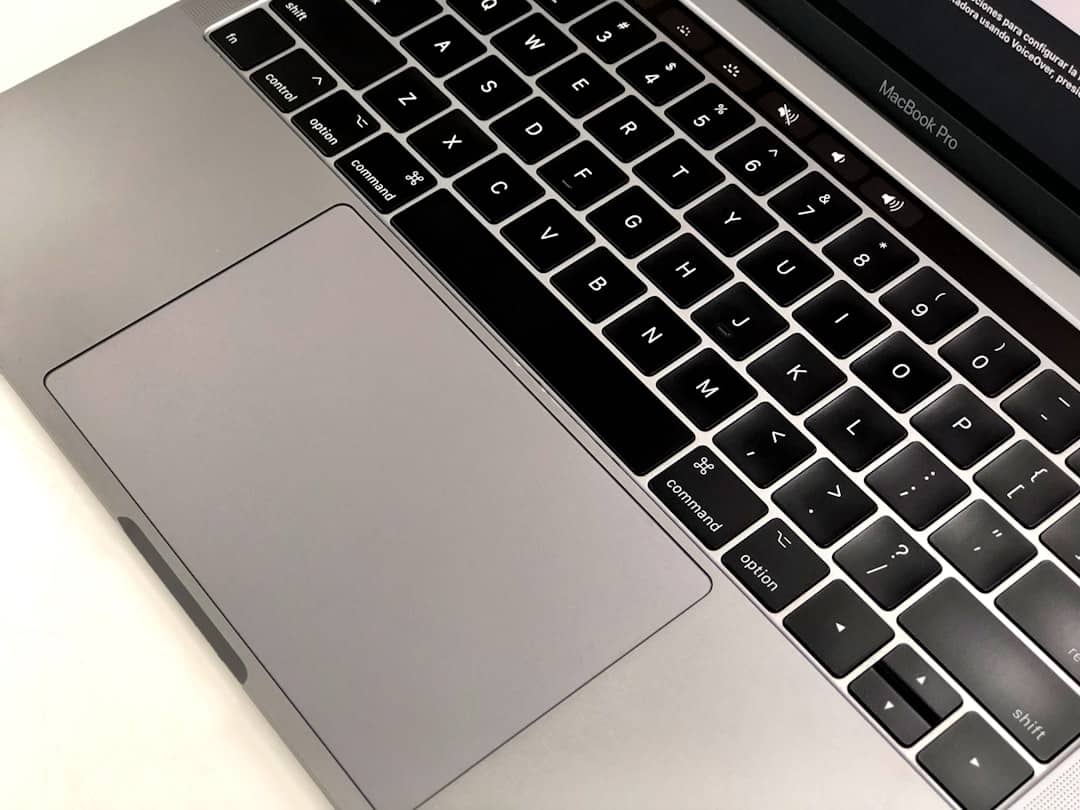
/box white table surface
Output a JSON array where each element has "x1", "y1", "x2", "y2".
[{"x1": 0, "y1": 3, "x2": 328, "y2": 807}]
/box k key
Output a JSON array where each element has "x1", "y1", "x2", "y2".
[
  {"x1": 748, "y1": 334, "x2": 846, "y2": 415},
  {"x1": 784, "y1": 581, "x2": 893, "y2": 676}
]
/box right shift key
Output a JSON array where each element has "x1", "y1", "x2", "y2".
[{"x1": 901, "y1": 578, "x2": 1080, "y2": 762}]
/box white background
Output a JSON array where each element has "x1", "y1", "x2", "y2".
[{"x1": 0, "y1": 3, "x2": 327, "y2": 807}]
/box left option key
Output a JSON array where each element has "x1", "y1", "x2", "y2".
[
  {"x1": 252, "y1": 49, "x2": 336, "y2": 113},
  {"x1": 293, "y1": 91, "x2": 379, "y2": 156},
  {"x1": 211, "y1": 9, "x2": 294, "y2": 70}
]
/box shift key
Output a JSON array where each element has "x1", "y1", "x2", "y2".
[{"x1": 901, "y1": 578, "x2": 1080, "y2": 762}]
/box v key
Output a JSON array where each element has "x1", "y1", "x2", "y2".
[{"x1": 503, "y1": 199, "x2": 595, "y2": 272}]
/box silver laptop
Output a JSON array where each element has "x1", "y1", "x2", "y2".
[{"x1": 5, "y1": 0, "x2": 1080, "y2": 807}]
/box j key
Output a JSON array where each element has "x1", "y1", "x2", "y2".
[
  {"x1": 270, "y1": 0, "x2": 405, "y2": 90},
  {"x1": 493, "y1": 14, "x2": 576, "y2": 75},
  {"x1": 454, "y1": 153, "x2": 544, "y2": 223},
  {"x1": 738, "y1": 232, "x2": 832, "y2": 306},
  {"x1": 634, "y1": 140, "x2": 722, "y2": 208},
  {"x1": 571, "y1": 2, "x2": 655, "y2": 63},
  {"x1": 211, "y1": 9, "x2": 293, "y2": 70},
  {"x1": 649, "y1": 447, "x2": 767, "y2": 550},
  {"x1": 867, "y1": 442, "x2": 969, "y2": 531},
  {"x1": 1043, "y1": 504, "x2": 1080, "y2": 578},
  {"x1": 585, "y1": 96, "x2": 673, "y2": 162},
  {"x1": 721, "y1": 519, "x2": 828, "y2": 612},
  {"x1": 493, "y1": 98, "x2": 578, "y2": 164},
  {"x1": 534, "y1": 0, "x2": 603, "y2": 22},
  {"x1": 912, "y1": 385, "x2": 1013, "y2": 469},
  {"x1": 617, "y1": 43, "x2": 703, "y2": 105},
  {"x1": 552, "y1": 248, "x2": 645, "y2": 323},
  {"x1": 667, "y1": 84, "x2": 753, "y2": 150},
  {"x1": 659, "y1": 349, "x2": 755, "y2": 430},
  {"x1": 364, "y1": 68, "x2": 449, "y2": 132},
  {"x1": 770, "y1": 173, "x2": 860, "y2": 244},
  {"x1": 919, "y1": 713, "x2": 1032, "y2": 810},
  {"x1": 539, "y1": 142, "x2": 627, "y2": 210},
  {"x1": 449, "y1": 0, "x2": 531, "y2": 34},
  {"x1": 930, "y1": 500, "x2": 1035, "y2": 592},
  {"x1": 806, "y1": 387, "x2": 906, "y2": 471},
  {"x1": 604, "y1": 297, "x2": 701, "y2": 375},
  {"x1": 1004, "y1": 370, "x2": 1080, "y2": 454},
  {"x1": 975, "y1": 440, "x2": 1079, "y2": 528},
  {"x1": 836, "y1": 517, "x2": 941, "y2": 610},
  {"x1": 793, "y1": 281, "x2": 889, "y2": 359},
  {"x1": 538, "y1": 54, "x2": 623, "y2": 118},
  {"x1": 999, "y1": 562, "x2": 1080, "y2": 686},
  {"x1": 758, "y1": 90, "x2": 818, "y2": 142},
  {"x1": 403, "y1": 15, "x2": 486, "y2": 77},
  {"x1": 640, "y1": 234, "x2": 731, "y2": 309},
  {"x1": 502, "y1": 199, "x2": 595, "y2": 272},
  {"x1": 784, "y1": 581, "x2": 893, "y2": 677},
  {"x1": 902, "y1": 578, "x2": 1080, "y2": 762},
  {"x1": 881, "y1": 267, "x2": 977, "y2": 344},
  {"x1": 252, "y1": 50, "x2": 335, "y2": 113},
  {"x1": 354, "y1": 0, "x2": 441, "y2": 35},
  {"x1": 718, "y1": 128, "x2": 807, "y2": 196},
  {"x1": 849, "y1": 668, "x2": 931, "y2": 747},
  {"x1": 394, "y1": 191, "x2": 693, "y2": 474},
  {"x1": 408, "y1": 110, "x2": 495, "y2": 177},
  {"x1": 445, "y1": 56, "x2": 530, "y2": 120},
  {"x1": 692, "y1": 282, "x2": 786, "y2": 361},
  {"x1": 774, "y1": 458, "x2": 877, "y2": 547},
  {"x1": 687, "y1": 186, "x2": 777, "y2": 257},
  {"x1": 941, "y1": 317, "x2": 1039, "y2": 397},
  {"x1": 748, "y1": 335, "x2": 846, "y2": 415},
  {"x1": 824, "y1": 219, "x2": 918, "y2": 292},
  {"x1": 852, "y1": 332, "x2": 950, "y2": 413},
  {"x1": 292, "y1": 90, "x2": 378, "y2": 156},
  {"x1": 877, "y1": 645, "x2": 962, "y2": 727},
  {"x1": 336, "y1": 134, "x2": 435, "y2": 213},
  {"x1": 715, "y1": 403, "x2": 815, "y2": 488},
  {"x1": 588, "y1": 187, "x2": 679, "y2": 258}
]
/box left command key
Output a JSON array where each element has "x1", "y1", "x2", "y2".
[{"x1": 211, "y1": 9, "x2": 295, "y2": 70}]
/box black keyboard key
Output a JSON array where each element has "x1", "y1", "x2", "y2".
[
  {"x1": 649, "y1": 448, "x2": 767, "y2": 550},
  {"x1": 212, "y1": 9, "x2": 293, "y2": 70},
  {"x1": 721, "y1": 519, "x2": 828, "y2": 612},
  {"x1": 1071, "y1": 448, "x2": 1080, "y2": 476},
  {"x1": 794, "y1": 281, "x2": 889, "y2": 359},
  {"x1": 493, "y1": 97, "x2": 577, "y2": 163},
  {"x1": 365, "y1": 67, "x2": 450, "y2": 132},
  {"x1": 1004, "y1": 370, "x2": 1080, "y2": 454},
  {"x1": 718, "y1": 127, "x2": 806, "y2": 195},
  {"x1": 539, "y1": 53, "x2": 623, "y2": 118},
  {"x1": 1043, "y1": 504, "x2": 1080, "y2": 579},
  {"x1": 493, "y1": 13, "x2": 576, "y2": 75},
  {"x1": 774, "y1": 458, "x2": 876, "y2": 547},
  {"x1": 941, "y1": 317, "x2": 1039, "y2": 397},
  {"x1": 409, "y1": 110, "x2": 495, "y2": 177},
  {"x1": 715, "y1": 403, "x2": 814, "y2": 488},
  {"x1": 975, "y1": 440, "x2": 1079, "y2": 528},
  {"x1": 553, "y1": 247, "x2": 645, "y2": 323},
  {"x1": 687, "y1": 186, "x2": 777, "y2": 257},
  {"x1": 539, "y1": 142, "x2": 626, "y2": 210},
  {"x1": 849, "y1": 668, "x2": 931, "y2": 747},
  {"x1": 394, "y1": 191, "x2": 692, "y2": 474},
  {"x1": 824, "y1": 219, "x2": 918, "y2": 292},
  {"x1": 640, "y1": 235, "x2": 730, "y2": 309},
  {"x1": 634, "y1": 140, "x2": 722, "y2": 208},
  {"x1": 252, "y1": 49, "x2": 335, "y2": 112},
  {"x1": 588, "y1": 187, "x2": 678, "y2": 258},
  {"x1": 998, "y1": 561, "x2": 1080, "y2": 686},
  {"x1": 604, "y1": 297, "x2": 700, "y2": 375},
  {"x1": 748, "y1": 335, "x2": 845, "y2": 415},
  {"x1": 930, "y1": 500, "x2": 1035, "y2": 592},
  {"x1": 354, "y1": 0, "x2": 441, "y2": 35},
  {"x1": 852, "y1": 332, "x2": 950, "y2": 413},
  {"x1": 571, "y1": 2, "x2": 655, "y2": 63},
  {"x1": 770, "y1": 173, "x2": 859, "y2": 243},
  {"x1": 403, "y1": 15, "x2": 486, "y2": 77},
  {"x1": 836, "y1": 517, "x2": 941, "y2": 610},
  {"x1": 738, "y1": 232, "x2": 832, "y2": 306},
  {"x1": 535, "y1": 0, "x2": 602, "y2": 22},
  {"x1": 658, "y1": 349, "x2": 755, "y2": 430},
  {"x1": 586, "y1": 96, "x2": 672, "y2": 162},
  {"x1": 667, "y1": 84, "x2": 752, "y2": 150},
  {"x1": 503, "y1": 199, "x2": 594, "y2": 272},
  {"x1": 806, "y1": 388, "x2": 906, "y2": 471},
  {"x1": 293, "y1": 90, "x2": 379, "y2": 156},
  {"x1": 912, "y1": 385, "x2": 1013, "y2": 469},
  {"x1": 877, "y1": 644, "x2": 962, "y2": 727},
  {"x1": 901, "y1": 578, "x2": 1080, "y2": 762},
  {"x1": 784, "y1": 581, "x2": 893, "y2": 677},
  {"x1": 454, "y1": 153, "x2": 543, "y2": 223},
  {"x1": 618, "y1": 43, "x2": 702, "y2": 105},
  {"x1": 336, "y1": 134, "x2": 436, "y2": 213},
  {"x1": 693, "y1": 282, "x2": 786, "y2": 361},
  {"x1": 445, "y1": 55, "x2": 530, "y2": 120},
  {"x1": 270, "y1": 0, "x2": 405, "y2": 89},
  {"x1": 450, "y1": 0, "x2": 531, "y2": 34},
  {"x1": 881, "y1": 267, "x2": 976, "y2": 344},
  {"x1": 867, "y1": 442, "x2": 969, "y2": 531}
]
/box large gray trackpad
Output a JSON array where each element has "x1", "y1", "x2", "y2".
[{"x1": 46, "y1": 206, "x2": 710, "y2": 810}]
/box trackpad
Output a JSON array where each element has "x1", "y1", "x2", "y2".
[{"x1": 46, "y1": 207, "x2": 709, "y2": 810}]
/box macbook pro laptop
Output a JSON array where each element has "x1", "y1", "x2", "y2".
[{"x1": 6, "y1": 1, "x2": 1080, "y2": 808}]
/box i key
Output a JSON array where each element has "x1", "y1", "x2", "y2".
[
  {"x1": 867, "y1": 442, "x2": 970, "y2": 531},
  {"x1": 794, "y1": 281, "x2": 889, "y2": 359},
  {"x1": 588, "y1": 187, "x2": 679, "y2": 258},
  {"x1": 715, "y1": 403, "x2": 815, "y2": 487}
]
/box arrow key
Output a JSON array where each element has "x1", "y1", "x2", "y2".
[
  {"x1": 850, "y1": 667, "x2": 931, "y2": 746},
  {"x1": 784, "y1": 581, "x2": 893, "y2": 676},
  {"x1": 876, "y1": 644, "x2": 962, "y2": 726}
]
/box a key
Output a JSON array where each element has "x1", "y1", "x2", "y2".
[
  {"x1": 336, "y1": 134, "x2": 436, "y2": 213},
  {"x1": 252, "y1": 50, "x2": 335, "y2": 113},
  {"x1": 835, "y1": 518, "x2": 941, "y2": 609},
  {"x1": 571, "y1": 2, "x2": 655, "y2": 63},
  {"x1": 940, "y1": 317, "x2": 1039, "y2": 397},
  {"x1": 408, "y1": 110, "x2": 495, "y2": 177},
  {"x1": 1003, "y1": 370, "x2": 1080, "y2": 454},
  {"x1": 852, "y1": 332, "x2": 950, "y2": 413},
  {"x1": 717, "y1": 127, "x2": 807, "y2": 195},
  {"x1": 588, "y1": 187, "x2": 679, "y2": 258},
  {"x1": 738, "y1": 232, "x2": 832, "y2": 306},
  {"x1": 806, "y1": 387, "x2": 906, "y2": 471},
  {"x1": 634, "y1": 140, "x2": 723, "y2": 208},
  {"x1": 503, "y1": 199, "x2": 595, "y2": 272},
  {"x1": 604, "y1": 297, "x2": 700, "y2": 375},
  {"x1": 649, "y1": 448, "x2": 767, "y2": 550},
  {"x1": 901, "y1": 579, "x2": 1080, "y2": 762},
  {"x1": 877, "y1": 645, "x2": 962, "y2": 728},
  {"x1": 292, "y1": 90, "x2": 379, "y2": 156},
  {"x1": 911, "y1": 385, "x2": 1014, "y2": 470},
  {"x1": 715, "y1": 403, "x2": 815, "y2": 488},
  {"x1": 824, "y1": 219, "x2": 918, "y2": 292},
  {"x1": 721, "y1": 519, "x2": 828, "y2": 612},
  {"x1": 539, "y1": 141, "x2": 627, "y2": 210},
  {"x1": 639, "y1": 235, "x2": 731, "y2": 309},
  {"x1": 666, "y1": 84, "x2": 752, "y2": 150},
  {"x1": 211, "y1": 9, "x2": 294, "y2": 70},
  {"x1": 354, "y1": 0, "x2": 441, "y2": 35},
  {"x1": 881, "y1": 267, "x2": 977, "y2": 344},
  {"x1": 807, "y1": 132, "x2": 871, "y2": 186},
  {"x1": 445, "y1": 55, "x2": 530, "y2": 120},
  {"x1": 493, "y1": 13, "x2": 576, "y2": 75},
  {"x1": 552, "y1": 248, "x2": 645, "y2": 323},
  {"x1": 757, "y1": 90, "x2": 818, "y2": 142},
  {"x1": 454, "y1": 153, "x2": 544, "y2": 223},
  {"x1": 617, "y1": 43, "x2": 702, "y2": 105},
  {"x1": 403, "y1": 15, "x2": 486, "y2": 77},
  {"x1": 692, "y1": 282, "x2": 786, "y2": 360},
  {"x1": 930, "y1": 501, "x2": 1034, "y2": 592},
  {"x1": 493, "y1": 97, "x2": 578, "y2": 164},
  {"x1": 867, "y1": 442, "x2": 969, "y2": 531},
  {"x1": 793, "y1": 281, "x2": 889, "y2": 359},
  {"x1": 784, "y1": 581, "x2": 893, "y2": 677},
  {"x1": 975, "y1": 440, "x2": 1079, "y2": 528},
  {"x1": 449, "y1": 0, "x2": 531, "y2": 34},
  {"x1": 658, "y1": 349, "x2": 755, "y2": 431},
  {"x1": 364, "y1": 67, "x2": 450, "y2": 132},
  {"x1": 1043, "y1": 504, "x2": 1080, "y2": 579},
  {"x1": 849, "y1": 668, "x2": 932, "y2": 747},
  {"x1": 770, "y1": 173, "x2": 859, "y2": 243},
  {"x1": 998, "y1": 561, "x2": 1080, "y2": 686},
  {"x1": 534, "y1": 0, "x2": 603, "y2": 22},
  {"x1": 774, "y1": 458, "x2": 876, "y2": 547},
  {"x1": 538, "y1": 54, "x2": 623, "y2": 118},
  {"x1": 687, "y1": 186, "x2": 777, "y2": 257},
  {"x1": 585, "y1": 96, "x2": 673, "y2": 162},
  {"x1": 748, "y1": 335, "x2": 846, "y2": 415}
]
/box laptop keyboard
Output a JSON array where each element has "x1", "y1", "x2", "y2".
[{"x1": 209, "y1": 1, "x2": 1080, "y2": 806}]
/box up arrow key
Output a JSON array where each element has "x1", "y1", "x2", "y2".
[
  {"x1": 969, "y1": 757, "x2": 981, "y2": 768},
  {"x1": 883, "y1": 700, "x2": 895, "y2": 711},
  {"x1": 835, "y1": 622, "x2": 846, "y2": 634}
]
